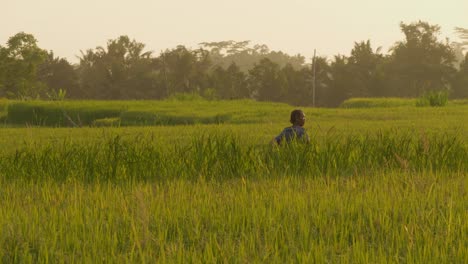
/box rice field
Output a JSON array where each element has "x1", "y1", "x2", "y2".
[{"x1": 0, "y1": 99, "x2": 467, "y2": 262}]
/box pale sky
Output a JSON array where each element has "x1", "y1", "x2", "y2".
[{"x1": 1, "y1": 0, "x2": 467, "y2": 63}]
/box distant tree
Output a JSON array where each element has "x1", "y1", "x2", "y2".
[
  {"x1": 77, "y1": 36, "x2": 154, "y2": 99},
  {"x1": 77, "y1": 49, "x2": 110, "y2": 98},
  {"x1": 310, "y1": 42, "x2": 386, "y2": 107},
  {"x1": 209, "y1": 63, "x2": 248, "y2": 99},
  {"x1": 452, "y1": 27, "x2": 468, "y2": 68},
  {"x1": 451, "y1": 53, "x2": 468, "y2": 98},
  {"x1": 0, "y1": 44, "x2": 6, "y2": 97},
  {"x1": 310, "y1": 57, "x2": 332, "y2": 107},
  {"x1": 248, "y1": 58, "x2": 286, "y2": 101},
  {"x1": 0, "y1": 32, "x2": 48, "y2": 99},
  {"x1": 265, "y1": 50, "x2": 305, "y2": 70},
  {"x1": 200, "y1": 41, "x2": 306, "y2": 72},
  {"x1": 386, "y1": 21, "x2": 456, "y2": 97},
  {"x1": 155, "y1": 46, "x2": 211, "y2": 97},
  {"x1": 326, "y1": 55, "x2": 353, "y2": 106},
  {"x1": 347, "y1": 40, "x2": 385, "y2": 97},
  {"x1": 450, "y1": 42, "x2": 465, "y2": 69},
  {"x1": 37, "y1": 51, "x2": 79, "y2": 99},
  {"x1": 280, "y1": 64, "x2": 309, "y2": 105},
  {"x1": 455, "y1": 27, "x2": 468, "y2": 48}
]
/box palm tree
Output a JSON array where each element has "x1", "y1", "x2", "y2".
[{"x1": 455, "y1": 27, "x2": 468, "y2": 49}]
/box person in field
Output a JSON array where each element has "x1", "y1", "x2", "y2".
[{"x1": 272, "y1": 109, "x2": 310, "y2": 145}]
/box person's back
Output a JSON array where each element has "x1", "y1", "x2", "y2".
[{"x1": 273, "y1": 109, "x2": 310, "y2": 145}]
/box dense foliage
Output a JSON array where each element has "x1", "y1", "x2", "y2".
[{"x1": 0, "y1": 21, "x2": 467, "y2": 106}]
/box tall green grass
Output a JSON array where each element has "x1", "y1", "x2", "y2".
[
  {"x1": 1, "y1": 130, "x2": 466, "y2": 182},
  {"x1": 6, "y1": 101, "x2": 127, "y2": 126},
  {"x1": 416, "y1": 90, "x2": 449, "y2": 107},
  {"x1": 5, "y1": 99, "x2": 292, "y2": 127},
  {"x1": 0, "y1": 173, "x2": 467, "y2": 262},
  {"x1": 1, "y1": 101, "x2": 468, "y2": 262}
]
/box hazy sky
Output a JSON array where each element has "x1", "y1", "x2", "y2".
[{"x1": 1, "y1": 0, "x2": 467, "y2": 63}]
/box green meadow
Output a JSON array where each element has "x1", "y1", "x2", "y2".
[{"x1": 0, "y1": 99, "x2": 467, "y2": 262}]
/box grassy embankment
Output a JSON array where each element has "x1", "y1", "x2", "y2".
[
  {"x1": 2, "y1": 97, "x2": 468, "y2": 127},
  {"x1": 0, "y1": 98, "x2": 467, "y2": 262}
]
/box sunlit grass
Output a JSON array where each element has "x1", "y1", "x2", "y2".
[
  {"x1": 5, "y1": 99, "x2": 293, "y2": 126},
  {"x1": 1, "y1": 173, "x2": 467, "y2": 262},
  {"x1": 1, "y1": 131, "x2": 466, "y2": 182},
  {"x1": 3, "y1": 99, "x2": 468, "y2": 129},
  {"x1": 1, "y1": 100, "x2": 468, "y2": 262}
]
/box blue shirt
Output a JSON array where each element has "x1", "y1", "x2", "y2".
[{"x1": 275, "y1": 126, "x2": 310, "y2": 144}]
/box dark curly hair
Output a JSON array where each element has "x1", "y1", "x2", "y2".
[{"x1": 290, "y1": 109, "x2": 304, "y2": 124}]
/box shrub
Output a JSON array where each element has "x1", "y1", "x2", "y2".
[
  {"x1": 46, "y1": 88, "x2": 67, "y2": 101},
  {"x1": 416, "y1": 90, "x2": 449, "y2": 107},
  {"x1": 201, "y1": 88, "x2": 218, "y2": 100}
]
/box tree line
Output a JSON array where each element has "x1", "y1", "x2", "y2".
[{"x1": 0, "y1": 21, "x2": 467, "y2": 107}]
